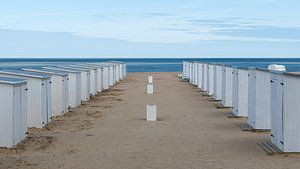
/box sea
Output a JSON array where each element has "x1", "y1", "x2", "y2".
[{"x1": 0, "y1": 58, "x2": 300, "y2": 72}]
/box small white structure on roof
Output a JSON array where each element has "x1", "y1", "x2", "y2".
[
  {"x1": 22, "y1": 68, "x2": 69, "y2": 116},
  {"x1": 213, "y1": 65, "x2": 223, "y2": 101},
  {"x1": 207, "y1": 64, "x2": 214, "y2": 96},
  {"x1": 270, "y1": 72, "x2": 300, "y2": 152},
  {"x1": 232, "y1": 68, "x2": 248, "y2": 117},
  {"x1": 268, "y1": 64, "x2": 286, "y2": 72},
  {"x1": 247, "y1": 68, "x2": 271, "y2": 130},
  {"x1": 221, "y1": 66, "x2": 233, "y2": 107},
  {"x1": 0, "y1": 77, "x2": 28, "y2": 148},
  {"x1": 42, "y1": 67, "x2": 83, "y2": 106},
  {"x1": 0, "y1": 70, "x2": 52, "y2": 128}
]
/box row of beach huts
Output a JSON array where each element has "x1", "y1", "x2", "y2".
[
  {"x1": 183, "y1": 61, "x2": 300, "y2": 153},
  {"x1": 0, "y1": 61, "x2": 126, "y2": 148}
]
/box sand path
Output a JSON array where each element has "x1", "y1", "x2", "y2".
[{"x1": 1, "y1": 72, "x2": 300, "y2": 169}]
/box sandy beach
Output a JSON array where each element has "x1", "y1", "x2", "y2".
[{"x1": 1, "y1": 72, "x2": 300, "y2": 169}]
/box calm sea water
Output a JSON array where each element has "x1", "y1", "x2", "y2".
[{"x1": 0, "y1": 58, "x2": 300, "y2": 72}]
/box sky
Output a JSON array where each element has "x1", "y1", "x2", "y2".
[{"x1": 0, "y1": 0, "x2": 299, "y2": 58}]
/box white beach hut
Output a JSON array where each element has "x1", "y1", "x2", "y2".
[
  {"x1": 189, "y1": 62, "x2": 192, "y2": 81},
  {"x1": 183, "y1": 61, "x2": 187, "y2": 76},
  {"x1": 197, "y1": 62, "x2": 203, "y2": 89},
  {"x1": 103, "y1": 66, "x2": 110, "y2": 89},
  {"x1": 202, "y1": 63, "x2": 208, "y2": 92},
  {"x1": 270, "y1": 72, "x2": 300, "y2": 152},
  {"x1": 59, "y1": 65, "x2": 97, "y2": 96},
  {"x1": 221, "y1": 66, "x2": 233, "y2": 107},
  {"x1": 0, "y1": 77, "x2": 28, "y2": 148},
  {"x1": 22, "y1": 68, "x2": 69, "y2": 116},
  {"x1": 42, "y1": 67, "x2": 83, "y2": 106},
  {"x1": 80, "y1": 64, "x2": 104, "y2": 92},
  {"x1": 247, "y1": 68, "x2": 271, "y2": 130},
  {"x1": 100, "y1": 63, "x2": 115, "y2": 87},
  {"x1": 190, "y1": 62, "x2": 194, "y2": 84},
  {"x1": 194, "y1": 62, "x2": 198, "y2": 85},
  {"x1": 207, "y1": 64, "x2": 215, "y2": 96},
  {"x1": 0, "y1": 70, "x2": 52, "y2": 128},
  {"x1": 232, "y1": 68, "x2": 248, "y2": 117},
  {"x1": 67, "y1": 65, "x2": 99, "y2": 95},
  {"x1": 108, "y1": 61, "x2": 126, "y2": 81},
  {"x1": 213, "y1": 64, "x2": 223, "y2": 101}
]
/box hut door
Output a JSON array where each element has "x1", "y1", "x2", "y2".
[
  {"x1": 232, "y1": 69, "x2": 239, "y2": 115},
  {"x1": 271, "y1": 74, "x2": 284, "y2": 150},
  {"x1": 13, "y1": 86, "x2": 22, "y2": 145},
  {"x1": 221, "y1": 66, "x2": 226, "y2": 106},
  {"x1": 247, "y1": 70, "x2": 256, "y2": 127}
]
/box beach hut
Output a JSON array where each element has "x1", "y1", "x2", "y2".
[
  {"x1": 197, "y1": 62, "x2": 203, "y2": 89},
  {"x1": 80, "y1": 64, "x2": 104, "y2": 92},
  {"x1": 101, "y1": 63, "x2": 116, "y2": 86},
  {"x1": 190, "y1": 62, "x2": 194, "y2": 84},
  {"x1": 221, "y1": 66, "x2": 233, "y2": 107},
  {"x1": 231, "y1": 68, "x2": 248, "y2": 117},
  {"x1": 202, "y1": 63, "x2": 208, "y2": 92},
  {"x1": 270, "y1": 72, "x2": 300, "y2": 152},
  {"x1": 67, "y1": 65, "x2": 99, "y2": 95},
  {"x1": 0, "y1": 77, "x2": 27, "y2": 148},
  {"x1": 59, "y1": 65, "x2": 97, "y2": 96},
  {"x1": 42, "y1": 67, "x2": 83, "y2": 106},
  {"x1": 247, "y1": 68, "x2": 271, "y2": 130},
  {"x1": 183, "y1": 61, "x2": 187, "y2": 76},
  {"x1": 213, "y1": 64, "x2": 223, "y2": 101},
  {"x1": 189, "y1": 62, "x2": 192, "y2": 80},
  {"x1": 22, "y1": 68, "x2": 69, "y2": 116},
  {"x1": 0, "y1": 70, "x2": 52, "y2": 128},
  {"x1": 193, "y1": 62, "x2": 198, "y2": 85},
  {"x1": 103, "y1": 66, "x2": 110, "y2": 89},
  {"x1": 108, "y1": 61, "x2": 126, "y2": 81},
  {"x1": 207, "y1": 64, "x2": 215, "y2": 96}
]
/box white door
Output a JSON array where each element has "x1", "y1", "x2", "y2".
[
  {"x1": 13, "y1": 85, "x2": 21, "y2": 146},
  {"x1": 221, "y1": 66, "x2": 226, "y2": 106},
  {"x1": 232, "y1": 69, "x2": 239, "y2": 115},
  {"x1": 271, "y1": 74, "x2": 284, "y2": 150},
  {"x1": 247, "y1": 70, "x2": 256, "y2": 128}
]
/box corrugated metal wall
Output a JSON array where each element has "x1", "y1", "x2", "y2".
[
  {"x1": 283, "y1": 75, "x2": 300, "y2": 152},
  {"x1": 213, "y1": 65, "x2": 222, "y2": 101},
  {"x1": 208, "y1": 64, "x2": 214, "y2": 95}
]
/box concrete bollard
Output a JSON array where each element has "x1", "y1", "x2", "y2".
[
  {"x1": 148, "y1": 76, "x2": 153, "y2": 84},
  {"x1": 147, "y1": 83, "x2": 153, "y2": 94},
  {"x1": 147, "y1": 105, "x2": 157, "y2": 121}
]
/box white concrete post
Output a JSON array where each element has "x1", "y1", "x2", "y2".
[
  {"x1": 148, "y1": 76, "x2": 153, "y2": 84},
  {"x1": 147, "y1": 105, "x2": 157, "y2": 121},
  {"x1": 147, "y1": 83, "x2": 153, "y2": 94}
]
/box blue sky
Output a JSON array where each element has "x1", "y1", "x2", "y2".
[{"x1": 0, "y1": 0, "x2": 299, "y2": 58}]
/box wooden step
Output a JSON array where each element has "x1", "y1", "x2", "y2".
[
  {"x1": 237, "y1": 123, "x2": 254, "y2": 131},
  {"x1": 257, "y1": 141, "x2": 283, "y2": 156},
  {"x1": 207, "y1": 98, "x2": 221, "y2": 102},
  {"x1": 224, "y1": 112, "x2": 238, "y2": 118},
  {"x1": 215, "y1": 103, "x2": 232, "y2": 109}
]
